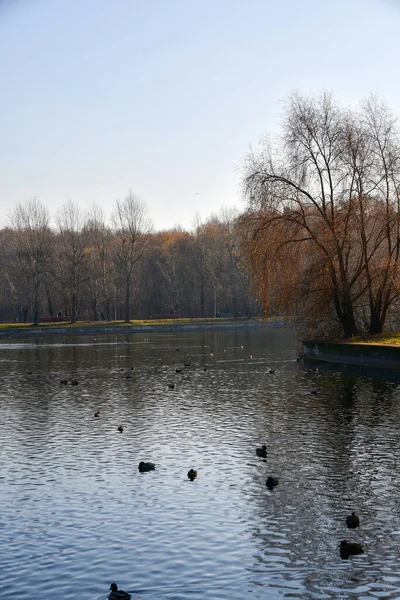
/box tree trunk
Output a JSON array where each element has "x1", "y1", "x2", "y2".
[
  {"x1": 200, "y1": 275, "x2": 205, "y2": 318},
  {"x1": 125, "y1": 271, "x2": 131, "y2": 322},
  {"x1": 33, "y1": 275, "x2": 40, "y2": 326},
  {"x1": 333, "y1": 291, "x2": 359, "y2": 338}
]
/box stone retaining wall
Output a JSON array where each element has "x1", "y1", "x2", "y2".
[{"x1": 303, "y1": 340, "x2": 400, "y2": 370}]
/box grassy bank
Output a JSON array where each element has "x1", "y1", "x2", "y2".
[
  {"x1": 0, "y1": 317, "x2": 263, "y2": 328},
  {"x1": 0, "y1": 317, "x2": 269, "y2": 331},
  {"x1": 347, "y1": 332, "x2": 400, "y2": 346}
]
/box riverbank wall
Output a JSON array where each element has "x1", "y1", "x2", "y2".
[
  {"x1": 0, "y1": 318, "x2": 290, "y2": 339},
  {"x1": 303, "y1": 340, "x2": 400, "y2": 371}
]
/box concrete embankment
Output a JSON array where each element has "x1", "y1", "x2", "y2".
[
  {"x1": 0, "y1": 319, "x2": 289, "y2": 339},
  {"x1": 303, "y1": 340, "x2": 400, "y2": 372}
]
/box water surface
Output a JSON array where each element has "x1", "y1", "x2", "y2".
[{"x1": 1, "y1": 328, "x2": 400, "y2": 599}]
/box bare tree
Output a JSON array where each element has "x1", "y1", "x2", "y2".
[
  {"x1": 243, "y1": 92, "x2": 400, "y2": 337},
  {"x1": 85, "y1": 205, "x2": 114, "y2": 320},
  {"x1": 56, "y1": 201, "x2": 90, "y2": 323},
  {"x1": 112, "y1": 191, "x2": 153, "y2": 322},
  {"x1": 9, "y1": 198, "x2": 53, "y2": 325}
]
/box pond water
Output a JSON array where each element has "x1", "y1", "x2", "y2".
[{"x1": 2, "y1": 327, "x2": 400, "y2": 599}]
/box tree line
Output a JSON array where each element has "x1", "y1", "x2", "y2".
[
  {"x1": 0, "y1": 193, "x2": 256, "y2": 324},
  {"x1": 4, "y1": 92, "x2": 400, "y2": 338}
]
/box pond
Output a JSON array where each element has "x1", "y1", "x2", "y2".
[{"x1": 1, "y1": 327, "x2": 400, "y2": 599}]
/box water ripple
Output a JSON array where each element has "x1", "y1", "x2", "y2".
[{"x1": 2, "y1": 329, "x2": 400, "y2": 598}]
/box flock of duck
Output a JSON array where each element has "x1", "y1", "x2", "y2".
[
  {"x1": 107, "y1": 439, "x2": 362, "y2": 598},
  {"x1": 254, "y1": 442, "x2": 364, "y2": 560},
  {"x1": 61, "y1": 347, "x2": 364, "y2": 598}
]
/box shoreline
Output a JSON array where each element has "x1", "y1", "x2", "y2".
[{"x1": 0, "y1": 318, "x2": 289, "y2": 339}]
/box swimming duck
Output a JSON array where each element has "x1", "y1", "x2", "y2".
[
  {"x1": 168, "y1": 383, "x2": 175, "y2": 389},
  {"x1": 109, "y1": 583, "x2": 131, "y2": 600},
  {"x1": 60, "y1": 379, "x2": 68, "y2": 385},
  {"x1": 187, "y1": 469, "x2": 198, "y2": 480},
  {"x1": 339, "y1": 540, "x2": 364, "y2": 559},
  {"x1": 268, "y1": 369, "x2": 275, "y2": 374},
  {"x1": 70, "y1": 380, "x2": 79, "y2": 386},
  {"x1": 94, "y1": 410, "x2": 100, "y2": 417},
  {"x1": 138, "y1": 461, "x2": 155, "y2": 472},
  {"x1": 118, "y1": 425, "x2": 124, "y2": 433},
  {"x1": 266, "y1": 476, "x2": 279, "y2": 489},
  {"x1": 256, "y1": 445, "x2": 267, "y2": 458},
  {"x1": 346, "y1": 512, "x2": 360, "y2": 528}
]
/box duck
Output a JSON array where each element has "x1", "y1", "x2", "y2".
[
  {"x1": 118, "y1": 425, "x2": 125, "y2": 433},
  {"x1": 339, "y1": 540, "x2": 364, "y2": 559},
  {"x1": 187, "y1": 469, "x2": 198, "y2": 480},
  {"x1": 70, "y1": 380, "x2": 79, "y2": 386},
  {"x1": 266, "y1": 476, "x2": 279, "y2": 489},
  {"x1": 109, "y1": 582, "x2": 131, "y2": 600},
  {"x1": 60, "y1": 379, "x2": 68, "y2": 385},
  {"x1": 138, "y1": 461, "x2": 155, "y2": 472},
  {"x1": 256, "y1": 445, "x2": 267, "y2": 458},
  {"x1": 94, "y1": 410, "x2": 100, "y2": 417},
  {"x1": 175, "y1": 369, "x2": 182, "y2": 373},
  {"x1": 268, "y1": 369, "x2": 275, "y2": 374},
  {"x1": 168, "y1": 383, "x2": 175, "y2": 389},
  {"x1": 346, "y1": 512, "x2": 360, "y2": 528}
]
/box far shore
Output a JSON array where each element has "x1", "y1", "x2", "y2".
[{"x1": 0, "y1": 316, "x2": 291, "y2": 338}]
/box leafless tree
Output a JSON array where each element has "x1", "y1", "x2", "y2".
[
  {"x1": 243, "y1": 92, "x2": 400, "y2": 337},
  {"x1": 112, "y1": 191, "x2": 153, "y2": 322},
  {"x1": 56, "y1": 201, "x2": 90, "y2": 323},
  {"x1": 9, "y1": 198, "x2": 53, "y2": 325},
  {"x1": 85, "y1": 205, "x2": 114, "y2": 320}
]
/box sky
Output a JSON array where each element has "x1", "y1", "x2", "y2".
[{"x1": 1, "y1": 0, "x2": 400, "y2": 231}]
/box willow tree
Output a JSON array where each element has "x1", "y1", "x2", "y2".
[
  {"x1": 243, "y1": 93, "x2": 400, "y2": 337},
  {"x1": 10, "y1": 198, "x2": 53, "y2": 325},
  {"x1": 112, "y1": 191, "x2": 153, "y2": 322}
]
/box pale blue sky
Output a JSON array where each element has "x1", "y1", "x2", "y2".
[{"x1": 1, "y1": 0, "x2": 399, "y2": 231}]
